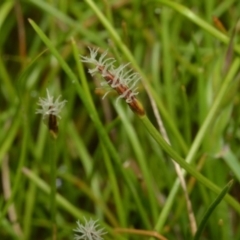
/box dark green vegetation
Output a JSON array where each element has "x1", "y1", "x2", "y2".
[{"x1": 1, "y1": 0, "x2": 240, "y2": 239}]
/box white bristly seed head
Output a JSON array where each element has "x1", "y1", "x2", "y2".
[
  {"x1": 73, "y1": 218, "x2": 107, "y2": 240},
  {"x1": 35, "y1": 89, "x2": 67, "y2": 122},
  {"x1": 81, "y1": 47, "x2": 145, "y2": 116},
  {"x1": 81, "y1": 47, "x2": 140, "y2": 103}
]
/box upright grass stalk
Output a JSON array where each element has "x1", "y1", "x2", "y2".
[
  {"x1": 23, "y1": 124, "x2": 48, "y2": 240},
  {"x1": 100, "y1": 143, "x2": 125, "y2": 225},
  {"x1": 35, "y1": 88, "x2": 67, "y2": 239},
  {"x1": 0, "y1": 107, "x2": 29, "y2": 238},
  {"x1": 161, "y1": 7, "x2": 174, "y2": 119},
  {"x1": 49, "y1": 137, "x2": 57, "y2": 240},
  {"x1": 115, "y1": 104, "x2": 159, "y2": 222},
  {"x1": 0, "y1": 106, "x2": 21, "y2": 168},
  {"x1": 0, "y1": 102, "x2": 27, "y2": 233}
]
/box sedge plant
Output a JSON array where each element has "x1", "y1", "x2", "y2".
[{"x1": 2, "y1": 1, "x2": 240, "y2": 240}]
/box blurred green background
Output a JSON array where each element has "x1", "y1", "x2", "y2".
[{"x1": 1, "y1": 0, "x2": 240, "y2": 239}]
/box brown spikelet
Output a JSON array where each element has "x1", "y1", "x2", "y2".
[{"x1": 81, "y1": 48, "x2": 145, "y2": 116}]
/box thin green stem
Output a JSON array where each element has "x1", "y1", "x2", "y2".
[
  {"x1": 161, "y1": 7, "x2": 175, "y2": 118},
  {"x1": 49, "y1": 137, "x2": 57, "y2": 239},
  {"x1": 23, "y1": 124, "x2": 48, "y2": 240},
  {"x1": 116, "y1": 104, "x2": 158, "y2": 222},
  {"x1": 0, "y1": 105, "x2": 21, "y2": 168},
  {"x1": 101, "y1": 143, "x2": 126, "y2": 226},
  {"x1": 1, "y1": 107, "x2": 28, "y2": 219},
  {"x1": 186, "y1": 57, "x2": 240, "y2": 164},
  {"x1": 0, "y1": 57, "x2": 16, "y2": 101}
]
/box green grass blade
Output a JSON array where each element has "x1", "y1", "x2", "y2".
[
  {"x1": 222, "y1": 148, "x2": 240, "y2": 182},
  {"x1": 194, "y1": 180, "x2": 234, "y2": 240},
  {"x1": 155, "y1": 0, "x2": 240, "y2": 54}
]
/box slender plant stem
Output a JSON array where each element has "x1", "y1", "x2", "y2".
[
  {"x1": 0, "y1": 104, "x2": 28, "y2": 219},
  {"x1": 115, "y1": 104, "x2": 159, "y2": 222},
  {"x1": 50, "y1": 137, "x2": 57, "y2": 240},
  {"x1": 100, "y1": 143, "x2": 126, "y2": 226},
  {"x1": 23, "y1": 124, "x2": 48, "y2": 240},
  {"x1": 0, "y1": 105, "x2": 21, "y2": 167}
]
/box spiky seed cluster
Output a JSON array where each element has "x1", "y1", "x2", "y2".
[
  {"x1": 36, "y1": 89, "x2": 67, "y2": 138},
  {"x1": 73, "y1": 218, "x2": 107, "y2": 240},
  {"x1": 81, "y1": 47, "x2": 145, "y2": 116}
]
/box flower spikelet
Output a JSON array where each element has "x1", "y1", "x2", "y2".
[
  {"x1": 73, "y1": 218, "x2": 107, "y2": 240},
  {"x1": 81, "y1": 47, "x2": 145, "y2": 116},
  {"x1": 36, "y1": 89, "x2": 67, "y2": 138}
]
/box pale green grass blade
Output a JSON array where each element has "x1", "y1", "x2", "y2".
[{"x1": 222, "y1": 148, "x2": 240, "y2": 182}]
